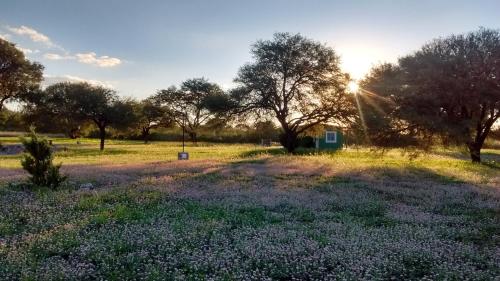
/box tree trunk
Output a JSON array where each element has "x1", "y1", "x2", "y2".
[
  {"x1": 142, "y1": 127, "x2": 150, "y2": 144},
  {"x1": 189, "y1": 131, "x2": 197, "y2": 144},
  {"x1": 279, "y1": 130, "x2": 298, "y2": 153},
  {"x1": 99, "y1": 126, "x2": 106, "y2": 151},
  {"x1": 68, "y1": 127, "x2": 80, "y2": 139},
  {"x1": 467, "y1": 142, "x2": 481, "y2": 163}
]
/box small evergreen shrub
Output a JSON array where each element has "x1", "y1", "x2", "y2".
[{"x1": 20, "y1": 129, "x2": 67, "y2": 189}]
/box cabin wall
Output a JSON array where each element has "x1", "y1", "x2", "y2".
[{"x1": 318, "y1": 131, "x2": 343, "y2": 150}]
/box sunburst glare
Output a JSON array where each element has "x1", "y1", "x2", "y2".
[{"x1": 347, "y1": 81, "x2": 360, "y2": 94}]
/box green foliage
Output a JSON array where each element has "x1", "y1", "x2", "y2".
[
  {"x1": 232, "y1": 32, "x2": 356, "y2": 152},
  {"x1": 155, "y1": 78, "x2": 227, "y2": 142},
  {"x1": 361, "y1": 28, "x2": 500, "y2": 162},
  {"x1": 35, "y1": 82, "x2": 137, "y2": 150},
  {"x1": 20, "y1": 129, "x2": 66, "y2": 188},
  {"x1": 357, "y1": 63, "x2": 419, "y2": 147},
  {"x1": 132, "y1": 99, "x2": 173, "y2": 143},
  {"x1": 297, "y1": 135, "x2": 315, "y2": 148},
  {"x1": 291, "y1": 208, "x2": 316, "y2": 222},
  {"x1": 0, "y1": 38, "x2": 44, "y2": 112},
  {"x1": 0, "y1": 108, "x2": 25, "y2": 131}
]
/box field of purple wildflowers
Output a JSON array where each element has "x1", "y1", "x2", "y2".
[{"x1": 0, "y1": 143, "x2": 499, "y2": 280}]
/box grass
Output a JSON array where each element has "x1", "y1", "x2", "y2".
[
  {"x1": 0, "y1": 136, "x2": 499, "y2": 280},
  {"x1": 0, "y1": 137, "x2": 269, "y2": 169}
]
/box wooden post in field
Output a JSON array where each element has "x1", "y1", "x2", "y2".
[{"x1": 178, "y1": 111, "x2": 189, "y2": 160}]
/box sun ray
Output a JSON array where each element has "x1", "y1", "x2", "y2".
[
  {"x1": 347, "y1": 81, "x2": 360, "y2": 94},
  {"x1": 358, "y1": 93, "x2": 387, "y2": 115},
  {"x1": 352, "y1": 88, "x2": 370, "y2": 144},
  {"x1": 360, "y1": 88, "x2": 395, "y2": 104}
]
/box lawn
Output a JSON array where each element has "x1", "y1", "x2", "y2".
[
  {"x1": 0, "y1": 137, "x2": 499, "y2": 280},
  {"x1": 0, "y1": 137, "x2": 265, "y2": 169}
]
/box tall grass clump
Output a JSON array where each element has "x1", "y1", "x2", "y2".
[{"x1": 20, "y1": 129, "x2": 66, "y2": 189}]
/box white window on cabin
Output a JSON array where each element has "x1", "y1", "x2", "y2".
[{"x1": 325, "y1": 131, "x2": 337, "y2": 143}]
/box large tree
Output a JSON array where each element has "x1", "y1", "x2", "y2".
[
  {"x1": 362, "y1": 28, "x2": 500, "y2": 162},
  {"x1": 25, "y1": 95, "x2": 88, "y2": 138},
  {"x1": 40, "y1": 82, "x2": 135, "y2": 150},
  {"x1": 134, "y1": 98, "x2": 172, "y2": 143},
  {"x1": 155, "y1": 78, "x2": 224, "y2": 142},
  {"x1": 358, "y1": 63, "x2": 421, "y2": 147},
  {"x1": 231, "y1": 32, "x2": 355, "y2": 152},
  {"x1": 0, "y1": 38, "x2": 43, "y2": 111}
]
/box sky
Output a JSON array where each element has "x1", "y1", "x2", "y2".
[{"x1": 1, "y1": 0, "x2": 500, "y2": 100}]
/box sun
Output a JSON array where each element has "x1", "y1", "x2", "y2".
[{"x1": 347, "y1": 81, "x2": 360, "y2": 94}]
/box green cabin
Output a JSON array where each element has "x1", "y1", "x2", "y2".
[{"x1": 314, "y1": 130, "x2": 343, "y2": 150}]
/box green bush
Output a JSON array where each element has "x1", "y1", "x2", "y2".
[
  {"x1": 20, "y1": 129, "x2": 67, "y2": 189},
  {"x1": 298, "y1": 136, "x2": 316, "y2": 148}
]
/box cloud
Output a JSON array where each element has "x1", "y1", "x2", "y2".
[
  {"x1": 7, "y1": 25, "x2": 53, "y2": 46},
  {"x1": 43, "y1": 74, "x2": 114, "y2": 89},
  {"x1": 17, "y1": 46, "x2": 40, "y2": 55},
  {"x1": 44, "y1": 53, "x2": 74, "y2": 60},
  {"x1": 43, "y1": 51, "x2": 121, "y2": 68},
  {"x1": 75, "y1": 52, "x2": 121, "y2": 67},
  {"x1": 7, "y1": 25, "x2": 123, "y2": 68},
  {"x1": 0, "y1": 33, "x2": 11, "y2": 40}
]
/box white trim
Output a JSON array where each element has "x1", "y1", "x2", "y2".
[{"x1": 325, "y1": 131, "x2": 337, "y2": 143}]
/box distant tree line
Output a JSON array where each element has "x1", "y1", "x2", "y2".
[{"x1": 0, "y1": 28, "x2": 499, "y2": 162}]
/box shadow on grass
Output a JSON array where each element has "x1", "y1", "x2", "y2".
[
  {"x1": 239, "y1": 147, "x2": 287, "y2": 158},
  {"x1": 480, "y1": 152, "x2": 500, "y2": 169},
  {"x1": 433, "y1": 150, "x2": 500, "y2": 169},
  {"x1": 173, "y1": 163, "x2": 499, "y2": 236},
  {"x1": 405, "y1": 166, "x2": 468, "y2": 184},
  {"x1": 239, "y1": 147, "x2": 343, "y2": 158},
  {"x1": 313, "y1": 165, "x2": 499, "y2": 208},
  {"x1": 55, "y1": 147, "x2": 135, "y2": 158},
  {"x1": 308, "y1": 166, "x2": 499, "y2": 243},
  {"x1": 432, "y1": 150, "x2": 470, "y2": 160},
  {"x1": 0, "y1": 146, "x2": 136, "y2": 159}
]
